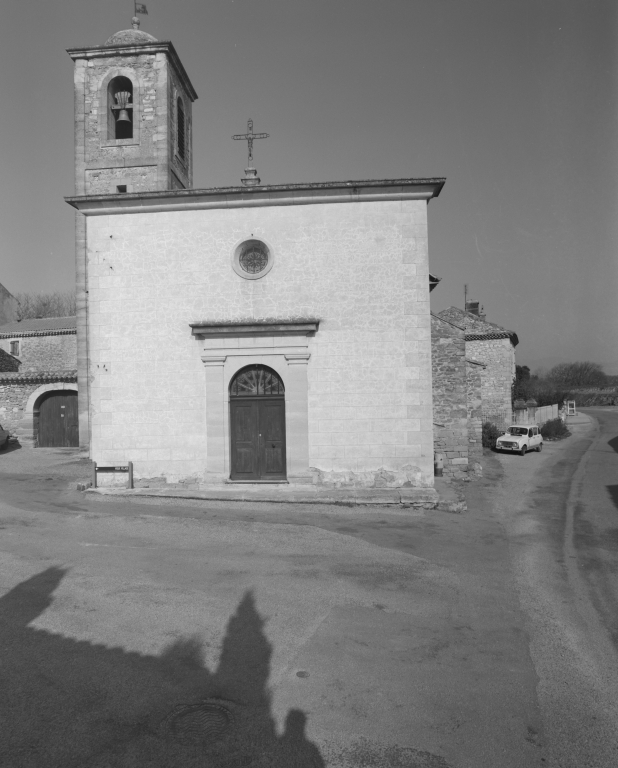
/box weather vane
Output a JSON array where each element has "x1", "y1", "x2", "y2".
[
  {"x1": 131, "y1": 2, "x2": 148, "y2": 28},
  {"x1": 232, "y1": 119, "x2": 269, "y2": 186}
]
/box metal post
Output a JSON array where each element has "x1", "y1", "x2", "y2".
[
  {"x1": 128, "y1": 461, "x2": 133, "y2": 489},
  {"x1": 93, "y1": 461, "x2": 97, "y2": 488}
]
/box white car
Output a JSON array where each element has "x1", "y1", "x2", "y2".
[{"x1": 495, "y1": 425, "x2": 543, "y2": 455}]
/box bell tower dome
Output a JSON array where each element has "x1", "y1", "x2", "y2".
[{"x1": 67, "y1": 17, "x2": 198, "y2": 194}]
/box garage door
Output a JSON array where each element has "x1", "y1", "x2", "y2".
[{"x1": 38, "y1": 391, "x2": 79, "y2": 447}]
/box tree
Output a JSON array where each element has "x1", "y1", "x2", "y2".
[
  {"x1": 512, "y1": 365, "x2": 533, "y2": 401},
  {"x1": 15, "y1": 291, "x2": 76, "y2": 321},
  {"x1": 546, "y1": 362, "x2": 608, "y2": 388}
]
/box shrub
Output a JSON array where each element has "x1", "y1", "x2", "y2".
[
  {"x1": 541, "y1": 418, "x2": 570, "y2": 441},
  {"x1": 482, "y1": 422, "x2": 502, "y2": 449}
]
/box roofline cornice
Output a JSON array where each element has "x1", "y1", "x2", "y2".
[
  {"x1": 66, "y1": 40, "x2": 198, "y2": 101},
  {"x1": 65, "y1": 177, "x2": 446, "y2": 216}
]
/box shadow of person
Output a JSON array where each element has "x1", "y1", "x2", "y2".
[
  {"x1": 606, "y1": 485, "x2": 618, "y2": 512},
  {"x1": 0, "y1": 567, "x2": 325, "y2": 768}
]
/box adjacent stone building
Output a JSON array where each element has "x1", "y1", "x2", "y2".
[
  {"x1": 65, "y1": 20, "x2": 445, "y2": 492},
  {"x1": 437, "y1": 306, "x2": 518, "y2": 428},
  {"x1": 0, "y1": 282, "x2": 18, "y2": 326},
  {"x1": 0, "y1": 317, "x2": 78, "y2": 446},
  {"x1": 430, "y1": 312, "x2": 484, "y2": 480}
]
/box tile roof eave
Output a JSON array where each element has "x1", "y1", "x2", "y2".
[{"x1": 0, "y1": 370, "x2": 77, "y2": 384}]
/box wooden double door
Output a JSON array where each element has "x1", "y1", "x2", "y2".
[
  {"x1": 38, "y1": 391, "x2": 79, "y2": 447},
  {"x1": 230, "y1": 398, "x2": 286, "y2": 481}
]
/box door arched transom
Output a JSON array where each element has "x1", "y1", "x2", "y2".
[{"x1": 229, "y1": 365, "x2": 286, "y2": 481}]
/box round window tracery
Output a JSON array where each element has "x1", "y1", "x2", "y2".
[
  {"x1": 239, "y1": 243, "x2": 268, "y2": 274},
  {"x1": 232, "y1": 238, "x2": 274, "y2": 280}
]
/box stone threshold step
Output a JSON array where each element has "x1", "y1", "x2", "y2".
[{"x1": 86, "y1": 485, "x2": 441, "y2": 508}]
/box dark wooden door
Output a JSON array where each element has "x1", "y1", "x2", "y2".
[
  {"x1": 38, "y1": 391, "x2": 79, "y2": 447},
  {"x1": 230, "y1": 398, "x2": 286, "y2": 481}
]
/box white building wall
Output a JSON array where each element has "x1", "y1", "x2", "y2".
[{"x1": 85, "y1": 198, "x2": 434, "y2": 486}]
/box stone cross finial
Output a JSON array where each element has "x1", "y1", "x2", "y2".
[{"x1": 232, "y1": 119, "x2": 269, "y2": 186}]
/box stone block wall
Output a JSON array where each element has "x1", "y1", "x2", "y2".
[
  {"x1": 0, "y1": 349, "x2": 19, "y2": 373},
  {"x1": 73, "y1": 47, "x2": 192, "y2": 196},
  {"x1": 466, "y1": 360, "x2": 484, "y2": 476},
  {"x1": 430, "y1": 314, "x2": 469, "y2": 480},
  {"x1": 0, "y1": 334, "x2": 76, "y2": 372},
  {"x1": 0, "y1": 380, "x2": 39, "y2": 433},
  {"x1": 85, "y1": 167, "x2": 158, "y2": 195},
  {"x1": 467, "y1": 337, "x2": 515, "y2": 425},
  {"x1": 83, "y1": 197, "x2": 435, "y2": 487}
]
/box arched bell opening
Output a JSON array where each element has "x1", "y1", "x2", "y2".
[
  {"x1": 108, "y1": 76, "x2": 134, "y2": 140},
  {"x1": 177, "y1": 97, "x2": 186, "y2": 162},
  {"x1": 228, "y1": 365, "x2": 286, "y2": 481}
]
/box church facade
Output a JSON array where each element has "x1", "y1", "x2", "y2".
[{"x1": 66, "y1": 22, "x2": 445, "y2": 489}]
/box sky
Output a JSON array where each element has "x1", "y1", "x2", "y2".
[{"x1": 0, "y1": 0, "x2": 616, "y2": 373}]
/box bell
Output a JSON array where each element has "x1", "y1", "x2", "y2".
[{"x1": 113, "y1": 91, "x2": 132, "y2": 122}]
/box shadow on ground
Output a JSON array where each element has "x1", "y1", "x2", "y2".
[
  {"x1": 0, "y1": 567, "x2": 324, "y2": 767},
  {"x1": 607, "y1": 486, "x2": 618, "y2": 512},
  {"x1": 0, "y1": 439, "x2": 22, "y2": 454}
]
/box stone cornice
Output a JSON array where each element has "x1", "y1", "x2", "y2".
[
  {"x1": 66, "y1": 40, "x2": 198, "y2": 102},
  {"x1": 0, "y1": 329, "x2": 76, "y2": 339},
  {"x1": 190, "y1": 320, "x2": 320, "y2": 338},
  {"x1": 0, "y1": 371, "x2": 77, "y2": 385},
  {"x1": 65, "y1": 178, "x2": 446, "y2": 216}
]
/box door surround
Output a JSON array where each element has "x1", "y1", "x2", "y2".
[{"x1": 192, "y1": 320, "x2": 318, "y2": 484}]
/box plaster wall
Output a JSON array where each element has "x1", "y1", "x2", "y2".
[{"x1": 84, "y1": 199, "x2": 434, "y2": 486}]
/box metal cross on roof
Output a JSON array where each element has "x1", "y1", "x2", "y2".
[{"x1": 232, "y1": 119, "x2": 269, "y2": 186}]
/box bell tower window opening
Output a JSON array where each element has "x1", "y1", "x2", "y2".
[
  {"x1": 177, "y1": 98, "x2": 186, "y2": 161},
  {"x1": 108, "y1": 76, "x2": 134, "y2": 140}
]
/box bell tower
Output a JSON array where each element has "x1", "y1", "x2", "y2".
[
  {"x1": 67, "y1": 18, "x2": 198, "y2": 452},
  {"x1": 67, "y1": 17, "x2": 198, "y2": 195}
]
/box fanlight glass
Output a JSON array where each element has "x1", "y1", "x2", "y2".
[{"x1": 230, "y1": 365, "x2": 284, "y2": 397}]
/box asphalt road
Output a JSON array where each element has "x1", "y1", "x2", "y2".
[
  {"x1": 487, "y1": 409, "x2": 618, "y2": 768},
  {"x1": 0, "y1": 412, "x2": 616, "y2": 768}
]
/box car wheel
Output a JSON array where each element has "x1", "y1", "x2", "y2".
[
  {"x1": 520, "y1": 445, "x2": 527, "y2": 456},
  {"x1": 537, "y1": 443, "x2": 543, "y2": 452}
]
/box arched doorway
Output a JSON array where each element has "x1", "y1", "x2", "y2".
[
  {"x1": 37, "y1": 391, "x2": 79, "y2": 447},
  {"x1": 229, "y1": 365, "x2": 286, "y2": 481}
]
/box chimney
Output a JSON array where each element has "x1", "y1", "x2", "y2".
[{"x1": 465, "y1": 301, "x2": 486, "y2": 321}]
